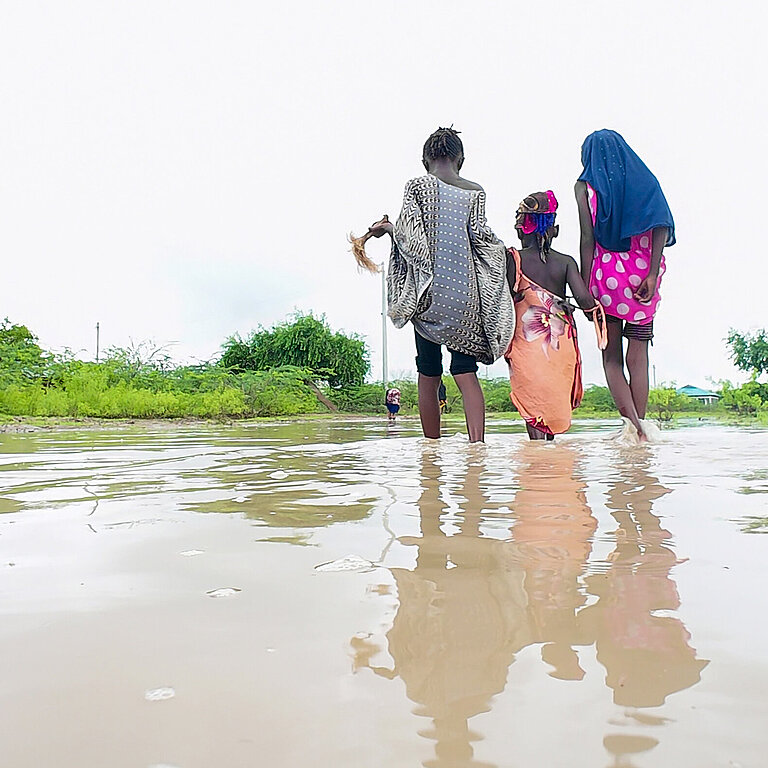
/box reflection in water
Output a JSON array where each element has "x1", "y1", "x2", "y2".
[
  {"x1": 0, "y1": 427, "x2": 382, "y2": 531},
  {"x1": 513, "y1": 444, "x2": 597, "y2": 682},
  {"x1": 580, "y1": 449, "x2": 709, "y2": 706},
  {"x1": 355, "y1": 445, "x2": 597, "y2": 766},
  {"x1": 355, "y1": 443, "x2": 707, "y2": 768},
  {"x1": 373, "y1": 453, "x2": 522, "y2": 768}
]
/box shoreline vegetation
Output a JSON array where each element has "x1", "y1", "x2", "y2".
[{"x1": 2, "y1": 315, "x2": 767, "y2": 427}]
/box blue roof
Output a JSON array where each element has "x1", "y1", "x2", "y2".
[{"x1": 677, "y1": 385, "x2": 720, "y2": 397}]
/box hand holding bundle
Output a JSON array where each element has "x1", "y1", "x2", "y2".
[{"x1": 349, "y1": 215, "x2": 391, "y2": 274}]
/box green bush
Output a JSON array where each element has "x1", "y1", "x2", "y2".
[
  {"x1": 647, "y1": 387, "x2": 697, "y2": 422},
  {"x1": 0, "y1": 334, "x2": 324, "y2": 418},
  {"x1": 0, "y1": 319, "x2": 51, "y2": 387},
  {"x1": 327, "y1": 383, "x2": 387, "y2": 413},
  {"x1": 0, "y1": 376, "x2": 250, "y2": 419},
  {"x1": 480, "y1": 378, "x2": 517, "y2": 412},
  {"x1": 327, "y1": 380, "x2": 420, "y2": 413},
  {"x1": 238, "y1": 367, "x2": 320, "y2": 416},
  {"x1": 220, "y1": 312, "x2": 369, "y2": 387},
  {"x1": 578, "y1": 385, "x2": 617, "y2": 414},
  {"x1": 720, "y1": 381, "x2": 768, "y2": 417}
]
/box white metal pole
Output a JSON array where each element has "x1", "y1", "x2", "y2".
[{"x1": 380, "y1": 262, "x2": 388, "y2": 388}]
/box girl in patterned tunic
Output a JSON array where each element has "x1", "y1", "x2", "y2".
[
  {"x1": 575, "y1": 130, "x2": 675, "y2": 442},
  {"x1": 504, "y1": 191, "x2": 604, "y2": 440},
  {"x1": 365, "y1": 127, "x2": 514, "y2": 443}
]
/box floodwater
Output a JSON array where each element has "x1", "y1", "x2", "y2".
[{"x1": 0, "y1": 418, "x2": 766, "y2": 768}]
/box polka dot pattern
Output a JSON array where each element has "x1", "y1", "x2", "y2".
[{"x1": 584, "y1": 182, "x2": 664, "y2": 326}]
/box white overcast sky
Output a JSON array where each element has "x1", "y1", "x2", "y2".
[{"x1": 1, "y1": 0, "x2": 765, "y2": 387}]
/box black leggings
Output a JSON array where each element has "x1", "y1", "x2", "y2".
[{"x1": 414, "y1": 330, "x2": 478, "y2": 377}]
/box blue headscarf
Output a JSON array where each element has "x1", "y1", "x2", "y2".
[{"x1": 578, "y1": 130, "x2": 675, "y2": 253}]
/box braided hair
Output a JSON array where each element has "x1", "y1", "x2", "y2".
[
  {"x1": 422, "y1": 126, "x2": 464, "y2": 163},
  {"x1": 530, "y1": 212, "x2": 557, "y2": 262},
  {"x1": 516, "y1": 192, "x2": 559, "y2": 263}
]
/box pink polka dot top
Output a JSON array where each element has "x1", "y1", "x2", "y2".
[{"x1": 586, "y1": 183, "x2": 665, "y2": 325}]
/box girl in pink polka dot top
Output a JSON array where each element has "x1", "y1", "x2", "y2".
[
  {"x1": 583, "y1": 187, "x2": 665, "y2": 324},
  {"x1": 575, "y1": 130, "x2": 675, "y2": 441}
]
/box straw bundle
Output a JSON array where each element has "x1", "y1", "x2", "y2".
[{"x1": 348, "y1": 215, "x2": 389, "y2": 274}]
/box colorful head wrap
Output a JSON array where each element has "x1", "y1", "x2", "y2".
[{"x1": 515, "y1": 190, "x2": 558, "y2": 237}]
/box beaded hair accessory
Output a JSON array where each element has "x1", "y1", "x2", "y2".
[{"x1": 515, "y1": 190, "x2": 559, "y2": 262}]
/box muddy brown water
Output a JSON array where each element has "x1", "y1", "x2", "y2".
[{"x1": 0, "y1": 418, "x2": 766, "y2": 768}]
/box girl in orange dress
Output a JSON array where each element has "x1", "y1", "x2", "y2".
[{"x1": 505, "y1": 191, "x2": 605, "y2": 440}]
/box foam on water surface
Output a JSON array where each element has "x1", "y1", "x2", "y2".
[
  {"x1": 205, "y1": 587, "x2": 242, "y2": 598},
  {"x1": 314, "y1": 555, "x2": 377, "y2": 572},
  {"x1": 144, "y1": 687, "x2": 175, "y2": 702}
]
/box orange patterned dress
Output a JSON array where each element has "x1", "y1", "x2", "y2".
[{"x1": 504, "y1": 249, "x2": 584, "y2": 435}]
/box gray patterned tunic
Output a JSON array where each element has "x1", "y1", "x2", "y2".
[{"x1": 387, "y1": 175, "x2": 515, "y2": 365}]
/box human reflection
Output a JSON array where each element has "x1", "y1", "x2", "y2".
[
  {"x1": 577, "y1": 448, "x2": 708, "y2": 768},
  {"x1": 354, "y1": 444, "x2": 597, "y2": 767},
  {"x1": 364, "y1": 453, "x2": 521, "y2": 767},
  {"x1": 512, "y1": 443, "x2": 598, "y2": 680},
  {"x1": 577, "y1": 449, "x2": 709, "y2": 709},
  {"x1": 352, "y1": 443, "x2": 707, "y2": 767}
]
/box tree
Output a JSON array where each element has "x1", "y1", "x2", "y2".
[
  {"x1": 727, "y1": 329, "x2": 768, "y2": 379},
  {"x1": 579, "y1": 385, "x2": 617, "y2": 412},
  {"x1": 220, "y1": 312, "x2": 370, "y2": 387},
  {"x1": 0, "y1": 319, "x2": 48, "y2": 386},
  {"x1": 647, "y1": 387, "x2": 695, "y2": 422}
]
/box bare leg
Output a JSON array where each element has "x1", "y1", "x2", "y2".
[
  {"x1": 602, "y1": 323, "x2": 645, "y2": 440},
  {"x1": 626, "y1": 338, "x2": 650, "y2": 419},
  {"x1": 526, "y1": 423, "x2": 547, "y2": 440},
  {"x1": 453, "y1": 372, "x2": 485, "y2": 443},
  {"x1": 417, "y1": 374, "x2": 441, "y2": 439}
]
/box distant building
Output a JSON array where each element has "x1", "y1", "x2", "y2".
[{"x1": 676, "y1": 385, "x2": 721, "y2": 405}]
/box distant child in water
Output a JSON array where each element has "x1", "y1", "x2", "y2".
[
  {"x1": 385, "y1": 387, "x2": 401, "y2": 421},
  {"x1": 575, "y1": 130, "x2": 675, "y2": 442},
  {"x1": 504, "y1": 191, "x2": 605, "y2": 440}
]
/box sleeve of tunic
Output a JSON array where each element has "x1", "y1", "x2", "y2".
[
  {"x1": 387, "y1": 179, "x2": 434, "y2": 329},
  {"x1": 467, "y1": 190, "x2": 516, "y2": 359},
  {"x1": 467, "y1": 190, "x2": 506, "y2": 265}
]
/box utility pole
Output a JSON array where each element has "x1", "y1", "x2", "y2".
[
  {"x1": 380, "y1": 263, "x2": 388, "y2": 388},
  {"x1": 652, "y1": 364, "x2": 657, "y2": 389},
  {"x1": 95, "y1": 322, "x2": 100, "y2": 363}
]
